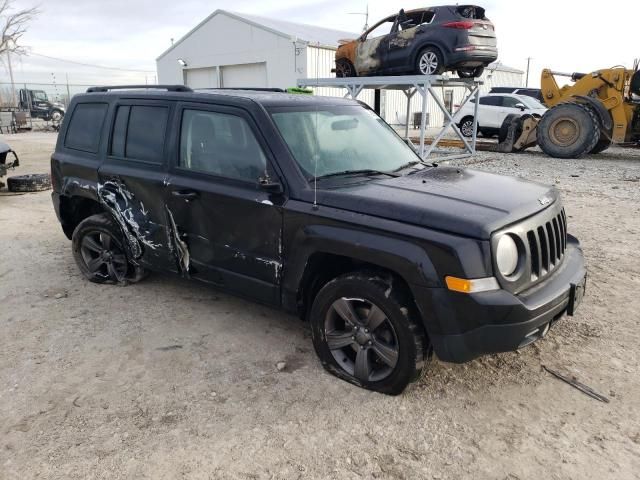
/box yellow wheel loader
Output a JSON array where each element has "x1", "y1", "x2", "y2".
[{"x1": 499, "y1": 65, "x2": 640, "y2": 158}]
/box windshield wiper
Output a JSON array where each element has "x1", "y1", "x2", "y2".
[{"x1": 311, "y1": 169, "x2": 401, "y2": 181}]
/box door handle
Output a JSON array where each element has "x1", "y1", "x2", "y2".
[{"x1": 171, "y1": 190, "x2": 199, "y2": 200}]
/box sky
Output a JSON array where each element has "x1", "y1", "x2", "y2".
[{"x1": 2, "y1": 0, "x2": 638, "y2": 91}]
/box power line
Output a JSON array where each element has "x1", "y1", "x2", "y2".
[{"x1": 24, "y1": 52, "x2": 156, "y2": 73}]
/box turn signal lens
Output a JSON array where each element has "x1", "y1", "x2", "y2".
[{"x1": 445, "y1": 276, "x2": 500, "y2": 293}]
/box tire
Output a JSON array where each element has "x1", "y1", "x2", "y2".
[
  {"x1": 7, "y1": 173, "x2": 51, "y2": 192},
  {"x1": 590, "y1": 136, "x2": 611, "y2": 154},
  {"x1": 335, "y1": 59, "x2": 357, "y2": 78},
  {"x1": 537, "y1": 103, "x2": 600, "y2": 159},
  {"x1": 457, "y1": 66, "x2": 484, "y2": 78},
  {"x1": 498, "y1": 113, "x2": 520, "y2": 143},
  {"x1": 480, "y1": 129, "x2": 495, "y2": 138},
  {"x1": 416, "y1": 47, "x2": 445, "y2": 76},
  {"x1": 309, "y1": 272, "x2": 428, "y2": 395},
  {"x1": 72, "y1": 213, "x2": 147, "y2": 285},
  {"x1": 50, "y1": 109, "x2": 64, "y2": 122},
  {"x1": 459, "y1": 116, "x2": 475, "y2": 137}
]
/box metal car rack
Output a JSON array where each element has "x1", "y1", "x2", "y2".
[{"x1": 297, "y1": 75, "x2": 482, "y2": 162}]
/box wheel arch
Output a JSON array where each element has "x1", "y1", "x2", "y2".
[
  {"x1": 59, "y1": 194, "x2": 104, "y2": 239},
  {"x1": 412, "y1": 41, "x2": 448, "y2": 69},
  {"x1": 567, "y1": 95, "x2": 613, "y2": 135},
  {"x1": 282, "y1": 225, "x2": 440, "y2": 320}
]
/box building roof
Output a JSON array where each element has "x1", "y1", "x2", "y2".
[
  {"x1": 157, "y1": 9, "x2": 358, "y2": 61},
  {"x1": 486, "y1": 62, "x2": 524, "y2": 75}
]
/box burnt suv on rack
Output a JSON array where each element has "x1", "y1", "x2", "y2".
[
  {"x1": 335, "y1": 5, "x2": 498, "y2": 78},
  {"x1": 51, "y1": 85, "x2": 586, "y2": 395}
]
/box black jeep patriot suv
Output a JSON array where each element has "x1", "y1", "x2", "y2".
[{"x1": 51, "y1": 85, "x2": 587, "y2": 394}]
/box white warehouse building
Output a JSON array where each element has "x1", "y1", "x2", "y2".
[{"x1": 157, "y1": 9, "x2": 524, "y2": 127}]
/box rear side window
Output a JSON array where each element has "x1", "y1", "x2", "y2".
[
  {"x1": 65, "y1": 103, "x2": 108, "y2": 153},
  {"x1": 110, "y1": 105, "x2": 168, "y2": 163},
  {"x1": 480, "y1": 96, "x2": 502, "y2": 106}
]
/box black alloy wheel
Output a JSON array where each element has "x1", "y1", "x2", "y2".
[{"x1": 324, "y1": 297, "x2": 400, "y2": 382}]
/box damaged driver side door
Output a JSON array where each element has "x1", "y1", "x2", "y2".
[{"x1": 164, "y1": 103, "x2": 284, "y2": 305}]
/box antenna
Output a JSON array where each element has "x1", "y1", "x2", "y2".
[
  {"x1": 313, "y1": 42, "x2": 320, "y2": 210},
  {"x1": 348, "y1": 4, "x2": 369, "y2": 32}
]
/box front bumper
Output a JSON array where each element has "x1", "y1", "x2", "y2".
[{"x1": 427, "y1": 238, "x2": 586, "y2": 363}]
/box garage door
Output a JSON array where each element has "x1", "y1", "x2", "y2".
[
  {"x1": 221, "y1": 62, "x2": 267, "y2": 88},
  {"x1": 184, "y1": 67, "x2": 219, "y2": 89}
]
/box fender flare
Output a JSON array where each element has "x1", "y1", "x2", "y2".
[
  {"x1": 283, "y1": 224, "x2": 441, "y2": 302},
  {"x1": 569, "y1": 95, "x2": 613, "y2": 135}
]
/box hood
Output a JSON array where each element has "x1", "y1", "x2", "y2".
[{"x1": 316, "y1": 167, "x2": 558, "y2": 239}]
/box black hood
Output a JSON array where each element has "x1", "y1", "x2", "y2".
[{"x1": 316, "y1": 167, "x2": 558, "y2": 239}]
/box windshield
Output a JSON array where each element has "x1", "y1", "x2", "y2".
[
  {"x1": 270, "y1": 105, "x2": 420, "y2": 179},
  {"x1": 32, "y1": 90, "x2": 48, "y2": 102},
  {"x1": 518, "y1": 95, "x2": 546, "y2": 109}
]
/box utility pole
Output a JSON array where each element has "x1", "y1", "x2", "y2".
[
  {"x1": 66, "y1": 73, "x2": 71, "y2": 107},
  {"x1": 525, "y1": 57, "x2": 532, "y2": 87},
  {"x1": 4, "y1": 36, "x2": 17, "y2": 107}
]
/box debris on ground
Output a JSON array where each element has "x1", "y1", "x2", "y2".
[
  {"x1": 542, "y1": 365, "x2": 610, "y2": 403},
  {"x1": 276, "y1": 361, "x2": 287, "y2": 371}
]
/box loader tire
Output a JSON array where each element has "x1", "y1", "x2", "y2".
[
  {"x1": 537, "y1": 103, "x2": 600, "y2": 159},
  {"x1": 498, "y1": 114, "x2": 520, "y2": 144},
  {"x1": 590, "y1": 136, "x2": 611, "y2": 154},
  {"x1": 7, "y1": 173, "x2": 51, "y2": 192}
]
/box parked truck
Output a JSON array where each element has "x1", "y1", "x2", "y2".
[{"x1": 18, "y1": 88, "x2": 65, "y2": 122}]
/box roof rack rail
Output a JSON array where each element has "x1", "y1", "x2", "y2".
[
  {"x1": 86, "y1": 85, "x2": 193, "y2": 93},
  {"x1": 200, "y1": 87, "x2": 286, "y2": 93}
]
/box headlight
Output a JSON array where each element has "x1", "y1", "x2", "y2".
[{"x1": 496, "y1": 235, "x2": 519, "y2": 277}]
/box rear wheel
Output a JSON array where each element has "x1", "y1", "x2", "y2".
[
  {"x1": 309, "y1": 272, "x2": 428, "y2": 395},
  {"x1": 72, "y1": 214, "x2": 146, "y2": 285},
  {"x1": 457, "y1": 66, "x2": 484, "y2": 78},
  {"x1": 416, "y1": 48, "x2": 444, "y2": 75},
  {"x1": 537, "y1": 103, "x2": 600, "y2": 158}
]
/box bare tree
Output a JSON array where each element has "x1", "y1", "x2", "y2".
[{"x1": 0, "y1": 0, "x2": 39, "y2": 55}]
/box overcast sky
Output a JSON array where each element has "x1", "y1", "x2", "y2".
[{"x1": 3, "y1": 0, "x2": 638, "y2": 89}]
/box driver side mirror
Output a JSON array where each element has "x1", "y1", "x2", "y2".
[
  {"x1": 259, "y1": 176, "x2": 283, "y2": 194},
  {"x1": 515, "y1": 103, "x2": 526, "y2": 111}
]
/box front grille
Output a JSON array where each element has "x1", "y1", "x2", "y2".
[
  {"x1": 526, "y1": 208, "x2": 568, "y2": 282},
  {"x1": 492, "y1": 201, "x2": 569, "y2": 294}
]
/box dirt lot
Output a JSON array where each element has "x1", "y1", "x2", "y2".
[{"x1": 1, "y1": 132, "x2": 639, "y2": 479}]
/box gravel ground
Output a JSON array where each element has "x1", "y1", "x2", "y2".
[{"x1": 1, "y1": 132, "x2": 639, "y2": 479}]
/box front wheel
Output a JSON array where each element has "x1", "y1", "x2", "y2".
[
  {"x1": 335, "y1": 59, "x2": 357, "y2": 78},
  {"x1": 50, "y1": 110, "x2": 64, "y2": 122},
  {"x1": 72, "y1": 213, "x2": 146, "y2": 285},
  {"x1": 310, "y1": 272, "x2": 428, "y2": 395},
  {"x1": 416, "y1": 48, "x2": 445, "y2": 76},
  {"x1": 459, "y1": 116, "x2": 475, "y2": 137}
]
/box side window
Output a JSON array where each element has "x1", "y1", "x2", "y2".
[
  {"x1": 365, "y1": 19, "x2": 395, "y2": 39},
  {"x1": 179, "y1": 109, "x2": 267, "y2": 182},
  {"x1": 480, "y1": 96, "x2": 502, "y2": 106},
  {"x1": 65, "y1": 103, "x2": 108, "y2": 153},
  {"x1": 110, "y1": 105, "x2": 168, "y2": 163},
  {"x1": 503, "y1": 97, "x2": 522, "y2": 108}
]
